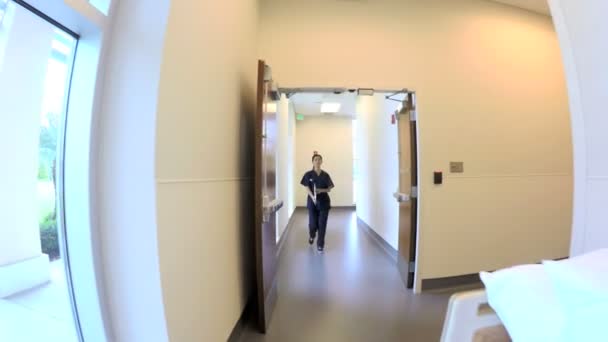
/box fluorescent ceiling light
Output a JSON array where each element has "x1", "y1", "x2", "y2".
[{"x1": 321, "y1": 102, "x2": 341, "y2": 113}]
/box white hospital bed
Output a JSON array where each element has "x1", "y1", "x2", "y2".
[{"x1": 440, "y1": 289, "x2": 510, "y2": 342}]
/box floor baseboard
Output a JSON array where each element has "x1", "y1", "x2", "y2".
[
  {"x1": 420, "y1": 256, "x2": 570, "y2": 292},
  {"x1": 356, "y1": 217, "x2": 398, "y2": 263},
  {"x1": 421, "y1": 274, "x2": 483, "y2": 292}
]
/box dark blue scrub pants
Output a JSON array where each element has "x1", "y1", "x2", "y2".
[{"x1": 308, "y1": 206, "x2": 329, "y2": 248}]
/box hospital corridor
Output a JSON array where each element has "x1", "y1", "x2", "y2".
[
  {"x1": 240, "y1": 209, "x2": 453, "y2": 342},
  {"x1": 1, "y1": 0, "x2": 607, "y2": 341}
]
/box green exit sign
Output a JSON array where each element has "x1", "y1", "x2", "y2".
[{"x1": 296, "y1": 114, "x2": 304, "y2": 121}]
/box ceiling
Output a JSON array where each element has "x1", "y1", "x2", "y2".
[
  {"x1": 290, "y1": 92, "x2": 358, "y2": 117},
  {"x1": 488, "y1": 0, "x2": 551, "y2": 16}
]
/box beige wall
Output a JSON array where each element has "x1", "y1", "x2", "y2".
[
  {"x1": 96, "y1": 0, "x2": 170, "y2": 339},
  {"x1": 155, "y1": 0, "x2": 257, "y2": 340},
  {"x1": 277, "y1": 95, "x2": 296, "y2": 239},
  {"x1": 355, "y1": 95, "x2": 400, "y2": 250},
  {"x1": 289, "y1": 102, "x2": 297, "y2": 215},
  {"x1": 260, "y1": 0, "x2": 572, "y2": 288},
  {"x1": 549, "y1": 0, "x2": 608, "y2": 255},
  {"x1": 295, "y1": 116, "x2": 354, "y2": 208}
]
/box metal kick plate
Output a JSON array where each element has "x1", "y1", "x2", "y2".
[{"x1": 450, "y1": 161, "x2": 464, "y2": 173}]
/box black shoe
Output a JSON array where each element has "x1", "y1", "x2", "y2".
[
  {"x1": 317, "y1": 246, "x2": 324, "y2": 253},
  {"x1": 309, "y1": 237, "x2": 314, "y2": 245}
]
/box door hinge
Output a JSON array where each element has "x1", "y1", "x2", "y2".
[
  {"x1": 410, "y1": 109, "x2": 417, "y2": 121},
  {"x1": 411, "y1": 186, "x2": 418, "y2": 199},
  {"x1": 409, "y1": 261, "x2": 416, "y2": 273}
]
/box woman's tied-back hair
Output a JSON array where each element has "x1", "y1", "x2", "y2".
[{"x1": 312, "y1": 151, "x2": 323, "y2": 162}]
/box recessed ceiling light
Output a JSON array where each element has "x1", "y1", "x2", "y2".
[{"x1": 321, "y1": 103, "x2": 341, "y2": 113}]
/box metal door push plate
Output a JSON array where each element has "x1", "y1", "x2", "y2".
[{"x1": 393, "y1": 192, "x2": 411, "y2": 203}]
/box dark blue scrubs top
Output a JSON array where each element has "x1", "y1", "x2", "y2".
[{"x1": 301, "y1": 170, "x2": 334, "y2": 210}]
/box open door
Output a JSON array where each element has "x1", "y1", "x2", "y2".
[
  {"x1": 254, "y1": 60, "x2": 283, "y2": 333},
  {"x1": 393, "y1": 92, "x2": 419, "y2": 289}
]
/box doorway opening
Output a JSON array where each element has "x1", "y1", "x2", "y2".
[
  {"x1": 251, "y1": 67, "x2": 421, "y2": 334},
  {"x1": 282, "y1": 87, "x2": 419, "y2": 289}
]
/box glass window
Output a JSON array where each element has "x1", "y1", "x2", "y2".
[{"x1": 0, "y1": 1, "x2": 79, "y2": 341}]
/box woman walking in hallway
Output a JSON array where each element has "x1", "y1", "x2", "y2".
[{"x1": 301, "y1": 152, "x2": 334, "y2": 252}]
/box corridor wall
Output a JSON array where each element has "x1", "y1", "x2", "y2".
[
  {"x1": 259, "y1": 0, "x2": 572, "y2": 291},
  {"x1": 295, "y1": 116, "x2": 354, "y2": 208},
  {"x1": 277, "y1": 95, "x2": 297, "y2": 240},
  {"x1": 99, "y1": 0, "x2": 259, "y2": 340}
]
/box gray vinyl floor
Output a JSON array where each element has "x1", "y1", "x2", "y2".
[{"x1": 240, "y1": 209, "x2": 454, "y2": 342}]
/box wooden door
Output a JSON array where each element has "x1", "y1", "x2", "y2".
[
  {"x1": 394, "y1": 92, "x2": 419, "y2": 289},
  {"x1": 254, "y1": 60, "x2": 283, "y2": 332}
]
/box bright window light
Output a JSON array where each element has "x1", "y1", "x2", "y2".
[
  {"x1": 88, "y1": 0, "x2": 111, "y2": 15},
  {"x1": 321, "y1": 102, "x2": 341, "y2": 113}
]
